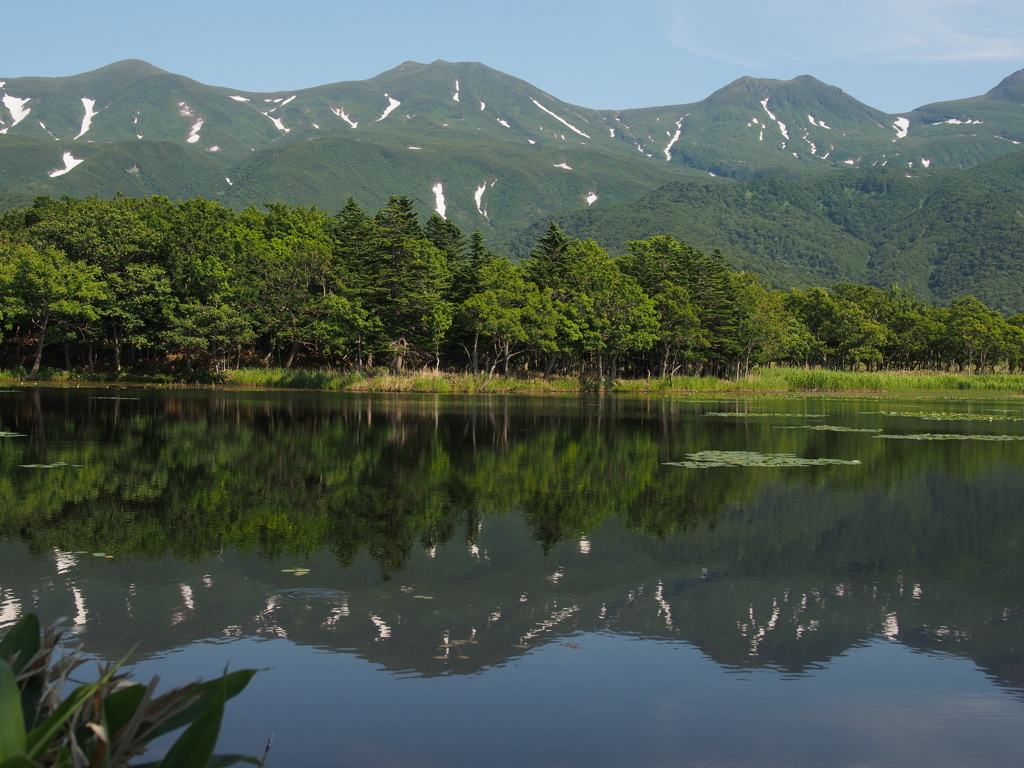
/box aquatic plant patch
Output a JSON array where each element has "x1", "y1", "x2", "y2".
[
  {"x1": 704, "y1": 412, "x2": 827, "y2": 418},
  {"x1": 664, "y1": 451, "x2": 862, "y2": 468},
  {"x1": 872, "y1": 433, "x2": 1024, "y2": 441},
  {"x1": 869, "y1": 411, "x2": 1024, "y2": 421},
  {"x1": 775, "y1": 425, "x2": 882, "y2": 433}
]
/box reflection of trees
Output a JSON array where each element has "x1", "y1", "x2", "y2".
[{"x1": 2, "y1": 391, "x2": 1024, "y2": 586}]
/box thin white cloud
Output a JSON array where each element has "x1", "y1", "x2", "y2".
[{"x1": 665, "y1": 0, "x2": 1024, "y2": 64}]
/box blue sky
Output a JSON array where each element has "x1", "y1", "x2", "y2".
[{"x1": 3, "y1": 0, "x2": 1023, "y2": 112}]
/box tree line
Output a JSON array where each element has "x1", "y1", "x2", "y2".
[{"x1": 0, "y1": 193, "x2": 1021, "y2": 381}]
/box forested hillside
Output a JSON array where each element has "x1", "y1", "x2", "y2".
[{"x1": 512, "y1": 151, "x2": 1024, "y2": 313}]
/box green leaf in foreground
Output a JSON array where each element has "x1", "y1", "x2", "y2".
[
  {"x1": 664, "y1": 450, "x2": 861, "y2": 468},
  {"x1": 872, "y1": 433, "x2": 1024, "y2": 441}
]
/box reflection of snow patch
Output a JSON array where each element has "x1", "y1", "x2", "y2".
[
  {"x1": 553, "y1": 162, "x2": 572, "y2": 170},
  {"x1": 229, "y1": 95, "x2": 250, "y2": 102},
  {"x1": 73, "y1": 587, "x2": 88, "y2": 626},
  {"x1": 531, "y1": 98, "x2": 590, "y2": 138},
  {"x1": 75, "y1": 97, "x2": 98, "y2": 139},
  {"x1": 370, "y1": 613, "x2": 392, "y2": 640},
  {"x1": 181, "y1": 584, "x2": 195, "y2": 611},
  {"x1": 586, "y1": 192, "x2": 598, "y2": 206},
  {"x1": 0, "y1": 590, "x2": 21, "y2": 629},
  {"x1": 331, "y1": 107, "x2": 358, "y2": 128},
  {"x1": 893, "y1": 117, "x2": 910, "y2": 139},
  {"x1": 432, "y1": 181, "x2": 446, "y2": 218},
  {"x1": 579, "y1": 537, "x2": 592, "y2": 552},
  {"x1": 186, "y1": 118, "x2": 203, "y2": 143},
  {"x1": 376, "y1": 94, "x2": 401, "y2": 122},
  {"x1": 49, "y1": 151, "x2": 85, "y2": 177}
]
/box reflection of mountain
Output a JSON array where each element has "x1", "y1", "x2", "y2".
[
  {"x1": 0, "y1": 388, "x2": 1022, "y2": 694},
  {"x1": 3, "y1": 496, "x2": 1021, "y2": 695}
]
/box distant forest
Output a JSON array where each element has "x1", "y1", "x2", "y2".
[{"x1": 0, "y1": 193, "x2": 1021, "y2": 381}]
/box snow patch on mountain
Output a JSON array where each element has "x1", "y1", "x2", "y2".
[
  {"x1": 187, "y1": 119, "x2": 203, "y2": 143},
  {"x1": 528, "y1": 139, "x2": 536, "y2": 144},
  {"x1": 760, "y1": 97, "x2": 789, "y2": 140},
  {"x1": 921, "y1": 158, "x2": 931, "y2": 167},
  {"x1": 663, "y1": 115, "x2": 687, "y2": 161},
  {"x1": 408, "y1": 146, "x2": 421, "y2": 150},
  {"x1": 474, "y1": 181, "x2": 491, "y2": 219},
  {"x1": 453, "y1": 80, "x2": 460, "y2": 102},
  {"x1": 808, "y1": 114, "x2": 832, "y2": 129},
  {"x1": 586, "y1": 191, "x2": 598, "y2": 206},
  {"x1": 480, "y1": 101, "x2": 486, "y2": 111},
  {"x1": 49, "y1": 151, "x2": 84, "y2": 178},
  {"x1": 609, "y1": 127, "x2": 615, "y2": 137},
  {"x1": 497, "y1": 118, "x2": 510, "y2": 128},
  {"x1": 207, "y1": 145, "x2": 220, "y2": 152},
  {"x1": 0, "y1": 94, "x2": 31, "y2": 133},
  {"x1": 39, "y1": 121, "x2": 59, "y2": 140},
  {"x1": 74, "y1": 98, "x2": 98, "y2": 140},
  {"x1": 376, "y1": 94, "x2": 401, "y2": 122},
  {"x1": 926, "y1": 117, "x2": 983, "y2": 125},
  {"x1": 263, "y1": 113, "x2": 290, "y2": 133},
  {"x1": 531, "y1": 98, "x2": 590, "y2": 138},
  {"x1": 278, "y1": 95, "x2": 296, "y2": 108},
  {"x1": 225, "y1": 177, "x2": 232, "y2": 185},
  {"x1": 432, "y1": 181, "x2": 446, "y2": 218},
  {"x1": 229, "y1": 95, "x2": 250, "y2": 102},
  {"x1": 331, "y1": 107, "x2": 358, "y2": 129},
  {"x1": 893, "y1": 117, "x2": 910, "y2": 139},
  {"x1": 553, "y1": 162, "x2": 572, "y2": 170},
  {"x1": 995, "y1": 135, "x2": 1022, "y2": 144},
  {"x1": 178, "y1": 102, "x2": 195, "y2": 117}
]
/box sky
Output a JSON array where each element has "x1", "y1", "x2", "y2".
[{"x1": 3, "y1": 0, "x2": 1024, "y2": 112}]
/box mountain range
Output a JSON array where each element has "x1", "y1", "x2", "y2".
[{"x1": 2, "y1": 58, "x2": 1023, "y2": 305}]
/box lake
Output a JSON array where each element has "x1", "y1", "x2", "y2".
[{"x1": 1, "y1": 387, "x2": 1022, "y2": 767}]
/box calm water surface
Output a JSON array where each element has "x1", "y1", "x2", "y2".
[{"x1": 1, "y1": 388, "x2": 1022, "y2": 767}]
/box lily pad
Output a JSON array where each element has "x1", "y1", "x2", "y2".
[
  {"x1": 869, "y1": 411, "x2": 1024, "y2": 422},
  {"x1": 92, "y1": 552, "x2": 107, "y2": 557},
  {"x1": 19, "y1": 462, "x2": 82, "y2": 469},
  {"x1": 775, "y1": 425, "x2": 882, "y2": 433},
  {"x1": 280, "y1": 567, "x2": 311, "y2": 573},
  {"x1": 664, "y1": 450, "x2": 861, "y2": 468},
  {"x1": 705, "y1": 412, "x2": 826, "y2": 418},
  {"x1": 413, "y1": 595, "x2": 434, "y2": 600},
  {"x1": 872, "y1": 433, "x2": 1024, "y2": 441}
]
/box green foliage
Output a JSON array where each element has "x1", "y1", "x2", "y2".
[{"x1": 0, "y1": 614, "x2": 259, "y2": 768}]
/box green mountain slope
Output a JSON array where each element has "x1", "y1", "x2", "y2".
[{"x1": 513, "y1": 151, "x2": 1024, "y2": 312}]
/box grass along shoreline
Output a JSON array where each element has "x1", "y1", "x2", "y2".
[
  {"x1": 225, "y1": 368, "x2": 1024, "y2": 394},
  {"x1": 4, "y1": 367, "x2": 1024, "y2": 395}
]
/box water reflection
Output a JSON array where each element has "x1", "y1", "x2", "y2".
[{"x1": 1, "y1": 388, "x2": 1023, "y2": 765}]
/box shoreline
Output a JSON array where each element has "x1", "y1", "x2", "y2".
[{"x1": 4, "y1": 368, "x2": 1024, "y2": 397}]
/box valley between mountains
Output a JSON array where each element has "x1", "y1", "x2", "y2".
[{"x1": 2, "y1": 59, "x2": 1024, "y2": 308}]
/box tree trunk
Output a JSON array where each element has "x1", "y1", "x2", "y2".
[
  {"x1": 63, "y1": 343, "x2": 71, "y2": 371},
  {"x1": 29, "y1": 314, "x2": 49, "y2": 379},
  {"x1": 285, "y1": 340, "x2": 300, "y2": 369},
  {"x1": 113, "y1": 343, "x2": 122, "y2": 373}
]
